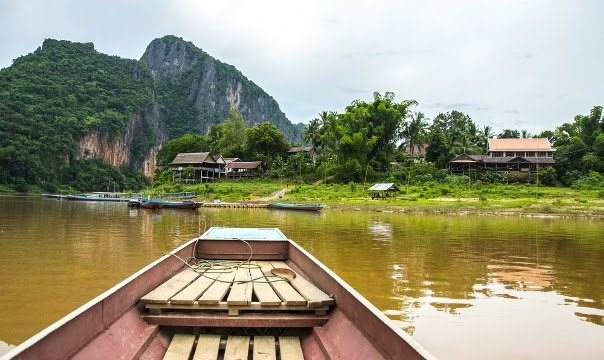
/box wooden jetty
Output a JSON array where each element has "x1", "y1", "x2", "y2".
[{"x1": 201, "y1": 202, "x2": 270, "y2": 209}]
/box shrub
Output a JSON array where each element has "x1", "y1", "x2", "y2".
[
  {"x1": 434, "y1": 169, "x2": 450, "y2": 182},
  {"x1": 506, "y1": 172, "x2": 529, "y2": 183},
  {"x1": 481, "y1": 170, "x2": 506, "y2": 184},
  {"x1": 413, "y1": 174, "x2": 434, "y2": 183},
  {"x1": 444, "y1": 175, "x2": 469, "y2": 186},
  {"x1": 537, "y1": 167, "x2": 557, "y2": 186},
  {"x1": 348, "y1": 182, "x2": 357, "y2": 192},
  {"x1": 562, "y1": 170, "x2": 583, "y2": 185},
  {"x1": 15, "y1": 178, "x2": 28, "y2": 193},
  {"x1": 571, "y1": 172, "x2": 604, "y2": 190}
]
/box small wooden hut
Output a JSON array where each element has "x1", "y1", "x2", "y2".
[{"x1": 369, "y1": 183, "x2": 400, "y2": 199}]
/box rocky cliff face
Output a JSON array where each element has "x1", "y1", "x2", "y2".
[
  {"x1": 142, "y1": 36, "x2": 302, "y2": 141},
  {"x1": 78, "y1": 100, "x2": 164, "y2": 178}
]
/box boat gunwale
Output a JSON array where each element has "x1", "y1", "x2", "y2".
[
  {"x1": 3, "y1": 229, "x2": 435, "y2": 360},
  {"x1": 287, "y1": 240, "x2": 436, "y2": 360},
  {"x1": 1, "y1": 238, "x2": 197, "y2": 360}
]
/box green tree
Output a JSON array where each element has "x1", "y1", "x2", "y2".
[
  {"x1": 401, "y1": 112, "x2": 428, "y2": 157},
  {"x1": 217, "y1": 108, "x2": 248, "y2": 156},
  {"x1": 497, "y1": 129, "x2": 521, "y2": 139},
  {"x1": 479, "y1": 125, "x2": 494, "y2": 153},
  {"x1": 431, "y1": 111, "x2": 481, "y2": 155},
  {"x1": 303, "y1": 118, "x2": 322, "y2": 149},
  {"x1": 245, "y1": 122, "x2": 288, "y2": 168},
  {"x1": 335, "y1": 92, "x2": 416, "y2": 179},
  {"x1": 425, "y1": 127, "x2": 453, "y2": 168},
  {"x1": 156, "y1": 133, "x2": 211, "y2": 166},
  {"x1": 554, "y1": 106, "x2": 603, "y2": 183}
]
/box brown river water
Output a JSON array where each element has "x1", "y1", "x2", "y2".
[{"x1": 0, "y1": 195, "x2": 603, "y2": 359}]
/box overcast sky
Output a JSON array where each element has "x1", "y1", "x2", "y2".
[{"x1": 1, "y1": 0, "x2": 602, "y2": 133}]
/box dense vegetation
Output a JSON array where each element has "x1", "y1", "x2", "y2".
[
  {"x1": 154, "y1": 92, "x2": 603, "y2": 193},
  {"x1": 153, "y1": 109, "x2": 288, "y2": 187},
  {"x1": 0, "y1": 39, "x2": 153, "y2": 192}
]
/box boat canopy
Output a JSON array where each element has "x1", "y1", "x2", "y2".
[{"x1": 200, "y1": 227, "x2": 288, "y2": 241}]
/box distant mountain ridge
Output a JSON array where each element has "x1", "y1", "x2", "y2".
[{"x1": 0, "y1": 36, "x2": 302, "y2": 189}]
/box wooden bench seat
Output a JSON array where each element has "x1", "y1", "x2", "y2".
[
  {"x1": 141, "y1": 260, "x2": 334, "y2": 317},
  {"x1": 163, "y1": 334, "x2": 304, "y2": 360}
]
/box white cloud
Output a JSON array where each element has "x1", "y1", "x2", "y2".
[{"x1": 1, "y1": 0, "x2": 602, "y2": 133}]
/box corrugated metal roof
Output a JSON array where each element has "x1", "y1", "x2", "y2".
[
  {"x1": 225, "y1": 161, "x2": 262, "y2": 169},
  {"x1": 488, "y1": 138, "x2": 553, "y2": 151},
  {"x1": 201, "y1": 227, "x2": 288, "y2": 240},
  {"x1": 368, "y1": 183, "x2": 399, "y2": 191},
  {"x1": 171, "y1": 152, "x2": 216, "y2": 165}
]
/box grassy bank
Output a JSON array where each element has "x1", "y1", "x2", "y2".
[{"x1": 146, "y1": 179, "x2": 604, "y2": 218}]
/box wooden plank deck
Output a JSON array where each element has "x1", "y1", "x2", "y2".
[
  {"x1": 141, "y1": 260, "x2": 334, "y2": 317},
  {"x1": 163, "y1": 334, "x2": 305, "y2": 360}
]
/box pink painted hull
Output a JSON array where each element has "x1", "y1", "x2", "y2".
[{"x1": 4, "y1": 230, "x2": 434, "y2": 360}]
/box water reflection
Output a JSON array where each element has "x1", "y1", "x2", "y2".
[{"x1": 0, "y1": 197, "x2": 602, "y2": 359}]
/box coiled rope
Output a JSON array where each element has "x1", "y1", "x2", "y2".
[{"x1": 168, "y1": 237, "x2": 290, "y2": 285}]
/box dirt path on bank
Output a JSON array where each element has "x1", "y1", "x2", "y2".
[{"x1": 256, "y1": 187, "x2": 288, "y2": 201}]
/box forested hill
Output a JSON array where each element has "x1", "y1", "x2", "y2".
[
  {"x1": 142, "y1": 36, "x2": 301, "y2": 141},
  {"x1": 0, "y1": 37, "x2": 301, "y2": 192},
  {"x1": 0, "y1": 39, "x2": 159, "y2": 191}
]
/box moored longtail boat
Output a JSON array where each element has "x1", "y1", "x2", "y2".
[
  {"x1": 2, "y1": 227, "x2": 434, "y2": 360},
  {"x1": 139, "y1": 198, "x2": 164, "y2": 209},
  {"x1": 269, "y1": 202, "x2": 326, "y2": 211},
  {"x1": 161, "y1": 200, "x2": 203, "y2": 210},
  {"x1": 65, "y1": 194, "x2": 131, "y2": 202}
]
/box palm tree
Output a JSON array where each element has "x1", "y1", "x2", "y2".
[
  {"x1": 402, "y1": 112, "x2": 428, "y2": 157},
  {"x1": 302, "y1": 118, "x2": 322, "y2": 149},
  {"x1": 318, "y1": 111, "x2": 338, "y2": 154},
  {"x1": 480, "y1": 125, "x2": 494, "y2": 153}
]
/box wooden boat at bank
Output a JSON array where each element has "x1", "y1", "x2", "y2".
[
  {"x1": 65, "y1": 194, "x2": 131, "y2": 202},
  {"x1": 2, "y1": 227, "x2": 434, "y2": 360},
  {"x1": 139, "y1": 199, "x2": 165, "y2": 209},
  {"x1": 162, "y1": 200, "x2": 203, "y2": 210},
  {"x1": 42, "y1": 194, "x2": 67, "y2": 200},
  {"x1": 269, "y1": 202, "x2": 326, "y2": 212},
  {"x1": 129, "y1": 200, "x2": 202, "y2": 210}
]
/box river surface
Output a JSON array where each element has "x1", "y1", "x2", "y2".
[{"x1": 0, "y1": 195, "x2": 602, "y2": 359}]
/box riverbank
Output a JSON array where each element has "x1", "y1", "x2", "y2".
[{"x1": 148, "y1": 179, "x2": 604, "y2": 219}]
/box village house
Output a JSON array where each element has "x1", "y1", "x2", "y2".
[
  {"x1": 404, "y1": 144, "x2": 428, "y2": 160},
  {"x1": 225, "y1": 161, "x2": 262, "y2": 178},
  {"x1": 287, "y1": 146, "x2": 316, "y2": 165},
  {"x1": 448, "y1": 138, "x2": 555, "y2": 180},
  {"x1": 170, "y1": 152, "x2": 225, "y2": 183},
  {"x1": 223, "y1": 158, "x2": 240, "y2": 176}
]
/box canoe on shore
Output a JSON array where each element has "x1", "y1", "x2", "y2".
[
  {"x1": 269, "y1": 202, "x2": 326, "y2": 211},
  {"x1": 2, "y1": 227, "x2": 434, "y2": 360}
]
